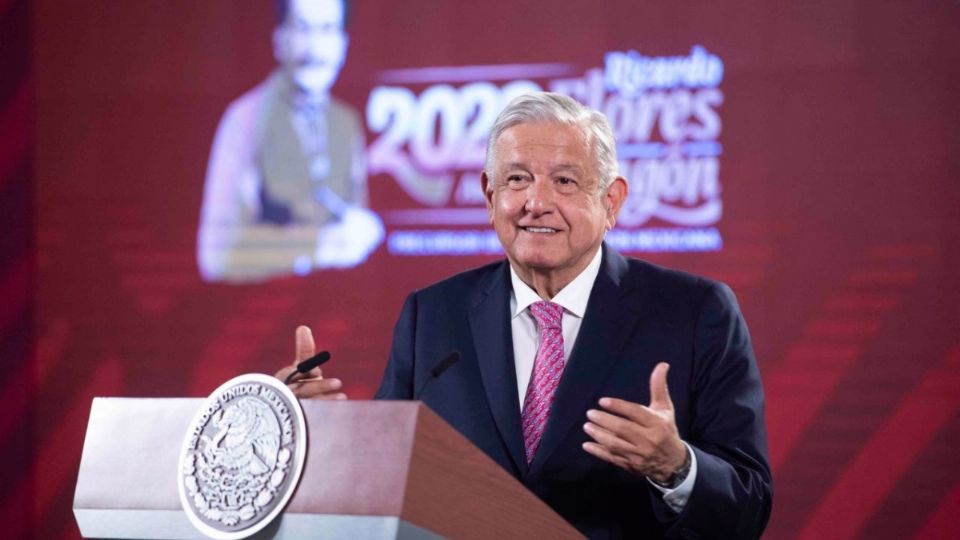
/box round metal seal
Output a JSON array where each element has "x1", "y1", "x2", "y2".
[{"x1": 178, "y1": 374, "x2": 307, "y2": 539}]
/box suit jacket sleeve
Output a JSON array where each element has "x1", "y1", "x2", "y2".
[
  {"x1": 666, "y1": 282, "x2": 772, "y2": 540},
  {"x1": 374, "y1": 292, "x2": 417, "y2": 400}
]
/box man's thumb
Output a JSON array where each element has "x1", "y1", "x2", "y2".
[
  {"x1": 649, "y1": 362, "x2": 673, "y2": 410},
  {"x1": 295, "y1": 325, "x2": 316, "y2": 363}
]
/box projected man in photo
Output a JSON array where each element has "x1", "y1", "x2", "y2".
[{"x1": 198, "y1": 0, "x2": 382, "y2": 283}]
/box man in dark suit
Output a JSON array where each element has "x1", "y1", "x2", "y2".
[{"x1": 278, "y1": 92, "x2": 772, "y2": 539}]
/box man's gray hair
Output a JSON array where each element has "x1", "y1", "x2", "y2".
[{"x1": 484, "y1": 92, "x2": 619, "y2": 191}]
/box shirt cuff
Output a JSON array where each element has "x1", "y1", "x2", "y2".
[{"x1": 647, "y1": 442, "x2": 698, "y2": 513}]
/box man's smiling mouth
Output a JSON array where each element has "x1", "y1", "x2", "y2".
[{"x1": 522, "y1": 226, "x2": 559, "y2": 234}]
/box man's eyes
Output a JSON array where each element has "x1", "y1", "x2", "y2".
[
  {"x1": 505, "y1": 175, "x2": 530, "y2": 188},
  {"x1": 555, "y1": 177, "x2": 582, "y2": 193},
  {"x1": 502, "y1": 175, "x2": 581, "y2": 191}
]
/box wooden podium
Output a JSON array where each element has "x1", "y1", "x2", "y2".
[{"x1": 74, "y1": 398, "x2": 583, "y2": 539}]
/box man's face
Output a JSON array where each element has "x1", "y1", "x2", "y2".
[
  {"x1": 274, "y1": 0, "x2": 348, "y2": 95},
  {"x1": 483, "y1": 122, "x2": 626, "y2": 285}
]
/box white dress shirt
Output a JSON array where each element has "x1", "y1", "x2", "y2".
[{"x1": 508, "y1": 246, "x2": 696, "y2": 513}]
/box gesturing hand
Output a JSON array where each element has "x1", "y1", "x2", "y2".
[
  {"x1": 273, "y1": 326, "x2": 347, "y2": 400},
  {"x1": 582, "y1": 362, "x2": 687, "y2": 484}
]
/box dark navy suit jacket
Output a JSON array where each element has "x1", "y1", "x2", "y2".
[{"x1": 375, "y1": 245, "x2": 772, "y2": 539}]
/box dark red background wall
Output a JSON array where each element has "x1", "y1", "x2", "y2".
[
  {"x1": 7, "y1": 1, "x2": 960, "y2": 538},
  {"x1": 1, "y1": 0, "x2": 34, "y2": 538}
]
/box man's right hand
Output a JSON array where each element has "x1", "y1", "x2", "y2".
[
  {"x1": 314, "y1": 206, "x2": 385, "y2": 269},
  {"x1": 274, "y1": 326, "x2": 348, "y2": 400}
]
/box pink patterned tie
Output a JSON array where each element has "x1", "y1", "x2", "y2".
[{"x1": 521, "y1": 300, "x2": 565, "y2": 463}]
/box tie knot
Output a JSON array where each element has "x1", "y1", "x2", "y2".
[{"x1": 530, "y1": 301, "x2": 564, "y2": 331}]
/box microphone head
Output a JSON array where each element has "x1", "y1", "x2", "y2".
[
  {"x1": 431, "y1": 350, "x2": 461, "y2": 378},
  {"x1": 297, "y1": 350, "x2": 332, "y2": 373}
]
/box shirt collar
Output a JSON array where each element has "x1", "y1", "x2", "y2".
[
  {"x1": 272, "y1": 70, "x2": 331, "y2": 112},
  {"x1": 509, "y1": 246, "x2": 604, "y2": 320}
]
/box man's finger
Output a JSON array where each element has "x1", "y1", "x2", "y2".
[
  {"x1": 583, "y1": 421, "x2": 635, "y2": 456},
  {"x1": 292, "y1": 377, "x2": 341, "y2": 392},
  {"x1": 586, "y1": 408, "x2": 645, "y2": 439},
  {"x1": 289, "y1": 377, "x2": 346, "y2": 399},
  {"x1": 597, "y1": 397, "x2": 662, "y2": 426},
  {"x1": 649, "y1": 362, "x2": 673, "y2": 411},
  {"x1": 295, "y1": 325, "x2": 316, "y2": 364}
]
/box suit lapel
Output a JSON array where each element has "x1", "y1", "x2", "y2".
[
  {"x1": 529, "y1": 245, "x2": 640, "y2": 473},
  {"x1": 468, "y1": 262, "x2": 528, "y2": 475}
]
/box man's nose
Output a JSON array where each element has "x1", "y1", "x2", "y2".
[
  {"x1": 524, "y1": 177, "x2": 555, "y2": 215},
  {"x1": 305, "y1": 28, "x2": 341, "y2": 56}
]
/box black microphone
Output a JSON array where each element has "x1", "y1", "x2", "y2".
[
  {"x1": 414, "y1": 350, "x2": 461, "y2": 400},
  {"x1": 283, "y1": 350, "x2": 332, "y2": 384}
]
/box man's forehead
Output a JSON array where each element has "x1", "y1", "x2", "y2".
[
  {"x1": 494, "y1": 122, "x2": 593, "y2": 163},
  {"x1": 499, "y1": 120, "x2": 585, "y2": 137},
  {"x1": 288, "y1": 0, "x2": 344, "y2": 25}
]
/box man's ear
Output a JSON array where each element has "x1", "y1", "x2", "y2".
[
  {"x1": 481, "y1": 172, "x2": 495, "y2": 222},
  {"x1": 604, "y1": 176, "x2": 629, "y2": 229}
]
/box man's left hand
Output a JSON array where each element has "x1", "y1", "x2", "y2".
[{"x1": 582, "y1": 362, "x2": 688, "y2": 484}]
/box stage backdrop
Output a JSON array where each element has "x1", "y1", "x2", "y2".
[{"x1": 21, "y1": 1, "x2": 960, "y2": 538}]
